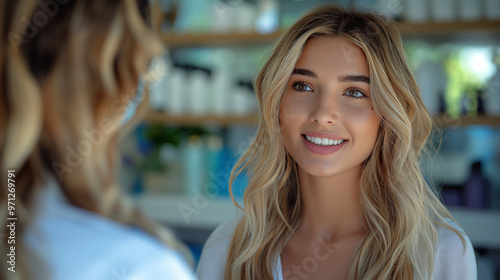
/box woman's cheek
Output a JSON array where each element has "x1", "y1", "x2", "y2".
[{"x1": 280, "y1": 95, "x2": 305, "y2": 125}]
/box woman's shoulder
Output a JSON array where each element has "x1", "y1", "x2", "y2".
[
  {"x1": 433, "y1": 218, "x2": 477, "y2": 280},
  {"x1": 203, "y1": 216, "x2": 241, "y2": 248},
  {"x1": 26, "y1": 209, "x2": 197, "y2": 279},
  {"x1": 110, "y1": 237, "x2": 197, "y2": 280},
  {"x1": 24, "y1": 185, "x2": 196, "y2": 280},
  {"x1": 196, "y1": 217, "x2": 241, "y2": 280},
  {"x1": 102, "y1": 235, "x2": 197, "y2": 280}
]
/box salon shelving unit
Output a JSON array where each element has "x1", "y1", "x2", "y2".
[
  {"x1": 135, "y1": 193, "x2": 500, "y2": 249},
  {"x1": 151, "y1": 18, "x2": 500, "y2": 127},
  {"x1": 144, "y1": 112, "x2": 500, "y2": 127},
  {"x1": 135, "y1": 17, "x2": 500, "y2": 253},
  {"x1": 398, "y1": 19, "x2": 500, "y2": 36},
  {"x1": 161, "y1": 30, "x2": 283, "y2": 48},
  {"x1": 138, "y1": 112, "x2": 500, "y2": 250},
  {"x1": 144, "y1": 111, "x2": 258, "y2": 126},
  {"x1": 158, "y1": 19, "x2": 500, "y2": 48},
  {"x1": 433, "y1": 115, "x2": 500, "y2": 127}
]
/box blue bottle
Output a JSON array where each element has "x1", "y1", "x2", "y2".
[{"x1": 463, "y1": 161, "x2": 490, "y2": 209}]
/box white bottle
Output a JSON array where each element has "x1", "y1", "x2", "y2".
[
  {"x1": 187, "y1": 70, "x2": 209, "y2": 116},
  {"x1": 149, "y1": 79, "x2": 165, "y2": 112},
  {"x1": 415, "y1": 59, "x2": 448, "y2": 115},
  {"x1": 147, "y1": 55, "x2": 169, "y2": 112},
  {"x1": 376, "y1": 0, "x2": 403, "y2": 19},
  {"x1": 184, "y1": 135, "x2": 205, "y2": 196},
  {"x1": 231, "y1": 86, "x2": 250, "y2": 116},
  {"x1": 165, "y1": 68, "x2": 187, "y2": 115},
  {"x1": 485, "y1": 50, "x2": 500, "y2": 116},
  {"x1": 211, "y1": 0, "x2": 233, "y2": 33},
  {"x1": 403, "y1": 0, "x2": 429, "y2": 23},
  {"x1": 431, "y1": 0, "x2": 457, "y2": 22},
  {"x1": 458, "y1": 0, "x2": 482, "y2": 21},
  {"x1": 211, "y1": 69, "x2": 231, "y2": 116},
  {"x1": 485, "y1": 0, "x2": 500, "y2": 20},
  {"x1": 235, "y1": 1, "x2": 257, "y2": 32},
  {"x1": 255, "y1": 0, "x2": 279, "y2": 34}
]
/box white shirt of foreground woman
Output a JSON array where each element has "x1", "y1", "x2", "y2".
[{"x1": 23, "y1": 175, "x2": 197, "y2": 280}]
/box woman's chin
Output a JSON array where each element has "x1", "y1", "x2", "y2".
[{"x1": 298, "y1": 164, "x2": 341, "y2": 178}]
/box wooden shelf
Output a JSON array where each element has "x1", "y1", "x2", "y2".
[
  {"x1": 433, "y1": 115, "x2": 500, "y2": 127},
  {"x1": 144, "y1": 112, "x2": 500, "y2": 127},
  {"x1": 136, "y1": 194, "x2": 241, "y2": 230},
  {"x1": 136, "y1": 194, "x2": 500, "y2": 249},
  {"x1": 398, "y1": 20, "x2": 500, "y2": 36},
  {"x1": 161, "y1": 30, "x2": 283, "y2": 48},
  {"x1": 159, "y1": 20, "x2": 500, "y2": 47},
  {"x1": 143, "y1": 111, "x2": 258, "y2": 126}
]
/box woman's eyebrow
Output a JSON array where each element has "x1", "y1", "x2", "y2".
[
  {"x1": 292, "y1": 68, "x2": 318, "y2": 78},
  {"x1": 338, "y1": 74, "x2": 370, "y2": 84},
  {"x1": 292, "y1": 70, "x2": 370, "y2": 85}
]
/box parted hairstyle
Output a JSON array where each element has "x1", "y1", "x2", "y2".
[
  {"x1": 0, "y1": 1, "x2": 187, "y2": 279},
  {"x1": 226, "y1": 5, "x2": 464, "y2": 280}
]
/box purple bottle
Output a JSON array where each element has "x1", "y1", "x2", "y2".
[{"x1": 463, "y1": 161, "x2": 490, "y2": 209}]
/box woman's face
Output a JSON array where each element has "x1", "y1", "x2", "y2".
[{"x1": 279, "y1": 36, "x2": 380, "y2": 178}]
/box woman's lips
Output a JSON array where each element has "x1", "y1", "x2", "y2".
[{"x1": 302, "y1": 134, "x2": 347, "y2": 155}]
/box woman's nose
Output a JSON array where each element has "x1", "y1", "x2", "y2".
[{"x1": 309, "y1": 93, "x2": 339, "y2": 126}]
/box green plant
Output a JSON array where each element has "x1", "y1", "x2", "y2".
[{"x1": 138, "y1": 124, "x2": 210, "y2": 172}]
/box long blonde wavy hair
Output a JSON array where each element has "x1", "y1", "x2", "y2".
[
  {"x1": 226, "y1": 5, "x2": 464, "y2": 280},
  {"x1": 1, "y1": 1, "x2": 186, "y2": 279}
]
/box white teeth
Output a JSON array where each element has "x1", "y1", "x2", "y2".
[{"x1": 305, "y1": 135, "x2": 345, "y2": 146}]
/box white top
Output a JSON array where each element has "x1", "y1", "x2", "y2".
[
  {"x1": 196, "y1": 217, "x2": 477, "y2": 280},
  {"x1": 23, "y1": 177, "x2": 197, "y2": 280}
]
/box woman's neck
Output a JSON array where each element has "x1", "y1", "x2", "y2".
[{"x1": 296, "y1": 165, "x2": 365, "y2": 242}]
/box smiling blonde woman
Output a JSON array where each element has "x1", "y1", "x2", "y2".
[{"x1": 196, "y1": 5, "x2": 476, "y2": 280}]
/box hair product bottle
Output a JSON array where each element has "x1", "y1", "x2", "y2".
[{"x1": 463, "y1": 161, "x2": 490, "y2": 208}]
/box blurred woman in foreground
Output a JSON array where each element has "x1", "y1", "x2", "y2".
[{"x1": 1, "y1": 1, "x2": 196, "y2": 279}]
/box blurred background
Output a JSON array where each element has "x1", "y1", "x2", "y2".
[{"x1": 119, "y1": 0, "x2": 500, "y2": 277}]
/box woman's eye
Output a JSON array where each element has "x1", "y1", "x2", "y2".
[
  {"x1": 344, "y1": 89, "x2": 366, "y2": 98},
  {"x1": 292, "y1": 82, "x2": 313, "y2": 92}
]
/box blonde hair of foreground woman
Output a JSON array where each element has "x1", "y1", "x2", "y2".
[
  {"x1": 0, "y1": 1, "x2": 187, "y2": 279},
  {"x1": 226, "y1": 5, "x2": 465, "y2": 280}
]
